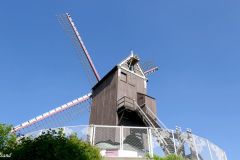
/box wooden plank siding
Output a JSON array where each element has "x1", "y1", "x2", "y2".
[
  {"x1": 90, "y1": 69, "x2": 118, "y2": 125},
  {"x1": 117, "y1": 69, "x2": 146, "y2": 104}
]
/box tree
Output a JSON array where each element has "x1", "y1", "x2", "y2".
[
  {"x1": 11, "y1": 129, "x2": 102, "y2": 160},
  {"x1": 0, "y1": 123, "x2": 17, "y2": 156}
]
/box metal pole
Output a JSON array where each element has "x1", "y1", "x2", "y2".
[
  {"x1": 207, "y1": 140, "x2": 213, "y2": 160},
  {"x1": 89, "y1": 125, "x2": 94, "y2": 145},
  {"x1": 92, "y1": 125, "x2": 96, "y2": 146},
  {"x1": 192, "y1": 135, "x2": 200, "y2": 160},
  {"x1": 120, "y1": 126, "x2": 123, "y2": 150},
  {"x1": 147, "y1": 128, "x2": 150, "y2": 155},
  {"x1": 148, "y1": 128, "x2": 154, "y2": 158},
  {"x1": 171, "y1": 130, "x2": 177, "y2": 154},
  {"x1": 224, "y1": 151, "x2": 228, "y2": 160}
]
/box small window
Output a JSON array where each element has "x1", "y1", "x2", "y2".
[{"x1": 120, "y1": 72, "x2": 127, "y2": 82}]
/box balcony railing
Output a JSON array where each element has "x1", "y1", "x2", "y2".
[{"x1": 117, "y1": 96, "x2": 135, "y2": 111}]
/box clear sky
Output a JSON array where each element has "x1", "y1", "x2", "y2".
[{"x1": 0, "y1": 0, "x2": 239, "y2": 159}]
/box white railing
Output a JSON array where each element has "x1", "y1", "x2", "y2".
[
  {"x1": 144, "y1": 104, "x2": 167, "y2": 129},
  {"x1": 134, "y1": 101, "x2": 171, "y2": 155},
  {"x1": 23, "y1": 125, "x2": 227, "y2": 160}
]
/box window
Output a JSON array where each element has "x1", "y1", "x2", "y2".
[{"x1": 120, "y1": 72, "x2": 127, "y2": 82}]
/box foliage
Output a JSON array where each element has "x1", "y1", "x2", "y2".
[
  {"x1": 11, "y1": 129, "x2": 102, "y2": 160},
  {"x1": 0, "y1": 123, "x2": 17, "y2": 156},
  {"x1": 146, "y1": 154, "x2": 185, "y2": 160}
]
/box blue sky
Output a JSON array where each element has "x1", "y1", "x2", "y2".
[{"x1": 0, "y1": 0, "x2": 239, "y2": 159}]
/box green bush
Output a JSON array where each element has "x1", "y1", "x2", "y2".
[
  {"x1": 0, "y1": 124, "x2": 102, "y2": 160},
  {"x1": 10, "y1": 129, "x2": 102, "y2": 160},
  {"x1": 0, "y1": 124, "x2": 17, "y2": 156},
  {"x1": 161, "y1": 154, "x2": 185, "y2": 160},
  {"x1": 147, "y1": 154, "x2": 185, "y2": 160}
]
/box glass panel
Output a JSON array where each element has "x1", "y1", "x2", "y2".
[
  {"x1": 94, "y1": 126, "x2": 120, "y2": 150},
  {"x1": 123, "y1": 127, "x2": 149, "y2": 157},
  {"x1": 209, "y1": 142, "x2": 226, "y2": 160},
  {"x1": 193, "y1": 134, "x2": 212, "y2": 160},
  {"x1": 151, "y1": 128, "x2": 175, "y2": 157}
]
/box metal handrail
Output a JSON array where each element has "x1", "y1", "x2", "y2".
[
  {"x1": 144, "y1": 105, "x2": 167, "y2": 129},
  {"x1": 133, "y1": 101, "x2": 170, "y2": 155}
]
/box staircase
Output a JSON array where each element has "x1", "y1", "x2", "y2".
[
  {"x1": 116, "y1": 97, "x2": 176, "y2": 156},
  {"x1": 164, "y1": 137, "x2": 175, "y2": 154},
  {"x1": 134, "y1": 101, "x2": 176, "y2": 155}
]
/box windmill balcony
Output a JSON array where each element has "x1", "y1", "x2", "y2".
[
  {"x1": 117, "y1": 95, "x2": 157, "y2": 124},
  {"x1": 117, "y1": 96, "x2": 135, "y2": 111}
]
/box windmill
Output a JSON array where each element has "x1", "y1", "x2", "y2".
[
  {"x1": 13, "y1": 13, "x2": 160, "y2": 134},
  {"x1": 13, "y1": 11, "x2": 170, "y2": 150},
  {"x1": 12, "y1": 13, "x2": 226, "y2": 160}
]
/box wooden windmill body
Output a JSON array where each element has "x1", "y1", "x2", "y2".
[{"x1": 90, "y1": 54, "x2": 157, "y2": 127}]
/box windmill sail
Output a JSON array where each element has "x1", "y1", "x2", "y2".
[
  {"x1": 58, "y1": 13, "x2": 100, "y2": 86},
  {"x1": 140, "y1": 61, "x2": 159, "y2": 76},
  {"x1": 144, "y1": 66, "x2": 159, "y2": 76},
  {"x1": 14, "y1": 93, "x2": 92, "y2": 135}
]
